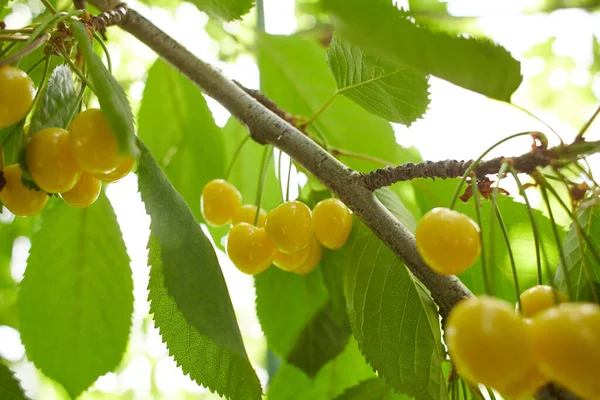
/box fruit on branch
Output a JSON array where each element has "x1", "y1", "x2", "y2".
[
  {"x1": 294, "y1": 236, "x2": 323, "y2": 275},
  {"x1": 496, "y1": 363, "x2": 547, "y2": 399},
  {"x1": 61, "y1": 172, "x2": 102, "y2": 208},
  {"x1": 200, "y1": 179, "x2": 242, "y2": 226},
  {"x1": 265, "y1": 201, "x2": 313, "y2": 254},
  {"x1": 445, "y1": 296, "x2": 536, "y2": 391},
  {"x1": 273, "y1": 245, "x2": 310, "y2": 272},
  {"x1": 0, "y1": 65, "x2": 35, "y2": 129},
  {"x1": 25, "y1": 127, "x2": 82, "y2": 193},
  {"x1": 415, "y1": 207, "x2": 480, "y2": 275},
  {"x1": 312, "y1": 198, "x2": 352, "y2": 250},
  {"x1": 68, "y1": 108, "x2": 128, "y2": 175},
  {"x1": 93, "y1": 156, "x2": 135, "y2": 182},
  {"x1": 0, "y1": 164, "x2": 48, "y2": 216},
  {"x1": 227, "y1": 222, "x2": 276, "y2": 275},
  {"x1": 232, "y1": 204, "x2": 267, "y2": 227},
  {"x1": 517, "y1": 285, "x2": 566, "y2": 318},
  {"x1": 531, "y1": 302, "x2": 600, "y2": 400}
]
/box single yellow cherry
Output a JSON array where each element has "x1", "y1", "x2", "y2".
[
  {"x1": 232, "y1": 204, "x2": 267, "y2": 227},
  {"x1": 0, "y1": 164, "x2": 48, "y2": 217},
  {"x1": 415, "y1": 207, "x2": 480, "y2": 275},
  {"x1": 265, "y1": 201, "x2": 313, "y2": 254},
  {"x1": 445, "y1": 296, "x2": 536, "y2": 390},
  {"x1": 68, "y1": 108, "x2": 127, "y2": 174},
  {"x1": 312, "y1": 198, "x2": 352, "y2": 250},
  {"x1": 227, "y1": 222, "x2": 275, "y2": 275},
  {"x1": 497, "y1": 360, "x2": 547, "y2": 399},
  {"x1": 531, "y1": 302, "x2": 600, "y2": 400},
  {"x1": 0, "y1": 65, "x2": 35, "y2": 129},
  {"x1": 200, "y1": 179, "x2": 242, "y2": 226},
  {"x1": 25, "y1": 127, "x2": 82, "y2": 193},
  {"x1": 273, "y1": 246, "x2": 310, "y2": 272},
  {"x1": 294, "y1": 237, "x2": 322, "y2": 275},
  {"x1": 61, "y1": 172, "x2": 102, "y2": 208},
  {"x1": 518, "y1": 285, "x2": 566, "y2": 318},
  {"x1": 93, "y1": 156, "x2": 135, "y2": 183}
]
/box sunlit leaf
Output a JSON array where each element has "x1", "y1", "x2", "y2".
[
  {"x1": 137, "y1": 142, "x2": 262, "y2": 399},
  {"x1": 0, "y1": 361, "x2": 28, "y2": 400},
  {"x1": 322, "y1": 0, "x2": 522, "y2": 101},
  {"x1": 71, "y1": 20, "x2": 137, "y2": 156},
  {"x1": 375, "y1": 187, "x2": 417, "y2": 233},
  {"x1": 345, "y1": 220, "x2": 447, "y2": 400},
  {"x1": 555, "y1": 204, "x2": 600, "y2": 301},
  {"x1": 148, "y1": 236, "x2": 262, "y2": 399},
  {"x1": 18, "y1": 194, "x2": 133, "y2": 398},
  {"x1": 189, "y1": 0, "x2": 254, "y2": 21},
  {"x1": 335, "y1": 377, "x2": 411, "y2": 400},
  {"x1": 327, "y1": 35, "x2": 429, "y2": 125}
]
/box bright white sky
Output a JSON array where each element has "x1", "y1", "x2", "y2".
[{"x1": 2, "y1": 0, "x2": 599, "y2": 398}]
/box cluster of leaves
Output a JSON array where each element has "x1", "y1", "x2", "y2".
[{"x1": 1, "y1": 0, "x2": 599, "y2": 400}]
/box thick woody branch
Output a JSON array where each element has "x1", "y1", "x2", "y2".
[{"x1": 88, "y1": 0, "x2": 471, "y2": 317}]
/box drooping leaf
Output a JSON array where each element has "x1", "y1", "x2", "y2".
[
  {"x1": 138, "y1": 59, "x2": 226, "y2": 222},
  {"x1": 137, "y1": 142, "x2": 262, "y2": 398},
  {"x1": 322, "y1": 0, "x2": 522, "y2": 101},
  {"x1": 555, "y1": 204, "x2": 600, "y2": 301},
  {"x1": 326, "y1": 35, "x2": 429, "y2": 125},
  {"x1": 287, "y1": 248, "x2": 351, "y2": 377},
  {"x1": 71, "y1": 20, "x2": 137, "y2": 156},
  {"x1": 255, "y1": 266, "x2": 328, "y2": 357},
  {"x1": 148, "y1": 236, "x2": 262, "y2": 400},
  {"x1": 18, "y1": 194, "x2": 133, "y2": 398},
  {"x1": 1, "y1": 123, "x2": 24, "y2": 165},
  {"x1": 0, "y1": 361, "x2": 28, "y2": 400},
  {"x1": 258, "y1": 33, "x2": 421, "y2": 214},
  {"x1": 345, "y1": 219, "x2": 447, "y2": 400},
  {"x1": 28, "y1": 65, "x2": 77, "y2": 135},
  {"x1": 267, "y1": 338, "x2": 375, "y2": 400},
  {"x1": 189, "y1": 0, "x2": 254, "y2": 21},
  {"x1": 375, "y1": 187, "x2": 417, "y2": 233},
  {"x1": 335, "y1": 377, "x2": 411, "y2": 400},
  {"x1": 413, "y1": 178, "x2": 564, "y2": 302}
]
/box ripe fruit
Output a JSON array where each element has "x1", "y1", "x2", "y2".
[
  {"x1": 445, "y1": 296, "x2": 535, "y2": 390},
  {"x1": 0, "y1": 164, "x2": 48, "y2": 216},
  {"x1": 0, "y1": 65, "x2": 35, "y2": 129},
  {"x1": 518, "y1": 285, "x2": 566, "y2": 318},
  {"x1": 93, "y1": 156, "x2": 135, "y2": 183},
  {"x1": 68, "y1": 108, "x2": 127, "y2": 174},
  {"x1": 415, "y1": 207, "x2": 480, "y2": 275},
  {"x1": 227, "y1": 223, "x2": 276, "y2": 275},
  {"x1": 25, "y1": 127, "x2": 82, "y2": 193},
  {"x1": 201, "y1": 179, "x2": 242, "y2": 226},
  {"x1": 61, "y1": 172, "x2": 102, "y2": 208},
  {"x1": 531, "y1": 302, "x2": 600, "y2": 400},
  {"x1": 273, "y1": 246, "x2": 310, "y2": 272},
  {"x1": 497, "y1": 364, "x2": 547, "y2": 399},
  {"x1": 232, "y1": 204, "x2": 267, "y2": 227},
  {"x1": 265, "y1": 201, "x2": 312, "y2": 254},
  {"x1": 312, "y1": 198, "x2": 352, "y2": 250},
  {"x1": 294, "y1": 237, "x2": 322, "y2": 275}
]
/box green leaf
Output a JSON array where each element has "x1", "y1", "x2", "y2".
[
  {"x1": 71, "y1": 20, "x2": 137, "y2": 156},
  {"x1": 267, "y1": 338, "x2": 375, "y2": 400},
  {"x1": 1, "y1": 123, "x2": 25, "y2": 165},
  {"x1": 18, "y1": 194, "x2": 133, "y2": 398},
  {"x1": 189, "y1": 0, "x2": 254, "y2": 21},
  {"x1": 555, "y1": 204, "x2": 600, "y2": 301},
  {"x1": 255, "y1": 267, "x2": 328, "y2": 357},
  {"x1": 335, "y1": 377, "x2": 411, "y2": 400},
  {"x1": 0, "y1": 361, "x2": 28, "y2": 400},
  {"x1": 326, "y1": 35, "x2": 429, "y2": 125},
  {"x1": 413, "y1": 178, "x2": 564, "y2": 302},
  {"x1": 137, "y1": 141, "x2": 261, "y2": 398},
  {"x1": 287, "y1": 248, "x2": 351, "y2": 377},
  {"x1": 0, "y1": 0, "x2": 10, "y2": 19},
  {"x1": 148, "y1": 236, "x2": 262, "y2": 399},
  {"x1": 322, "y1": 0, "x2": 522, "y2": 101},
  {"x1": 375, "y1": 187, "x2": 417, "y2": 233},
  {"x1": 138, "y1": 59, "x2": 226, "y2": 222},
  {"x1": 345, "y1": 219, "x2": 447, "y2": 400},
  {"x1": 28, "y1": 65, "x2": 77, "y2": 135}
]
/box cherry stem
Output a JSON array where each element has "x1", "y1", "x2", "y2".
[
  {"x1": 301, "y1": 93, "x2": 337, "y2": 130},
  {"x1": 332, "y1": 147, "x2": 394, "y2": 167},
  {"x1": 254, "y1": 146, "x2": 273, "y2": 225},
  {"x1": 285, "y1": 156, "x2": 292, "y2": 202},
  {"x1": 40, "y1": 0, "x2": 58, "y2": 14},
  {"x1": 92, "y1": 31, "x2": 112, "y2": 73},
  {"x1": 511, "y1": 103, "x2": 563, "y2": 144},
  {"x1": 538, "y1": 181, "x2": 574, "y2": 301},
  {"x1": 449, "y1": 131, "x2": 540, "y2": 210},
  {"x1": 224, "y1": 135, "x2": 251, "y2": 181},
  {"x1": 508, "y1": 167, "x2": 543, "y2": 286},
  {"x1": 575, "y1": 103, "x2": 600, "y2": 141},
  {"x1": 471, "y1": 176, "x2": 492, "y2": 295}
]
